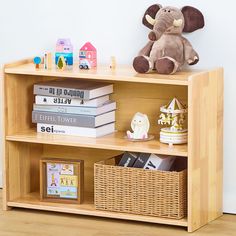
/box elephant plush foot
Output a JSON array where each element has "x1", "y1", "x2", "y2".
[
  {"x1": 133, "y1": 56, "x2": 150, "y2": 73},
  {"x1": 155, "y1": 57, "x2": 177, "y2": 74}
]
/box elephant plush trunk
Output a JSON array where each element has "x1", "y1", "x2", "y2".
[{"x1": 148, "y1": 15, "x2": 174, "y2": 41}]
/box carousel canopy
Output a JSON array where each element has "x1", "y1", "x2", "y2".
[{"x1": 160, "y1": 97, "x2": 187, "y2": 114}]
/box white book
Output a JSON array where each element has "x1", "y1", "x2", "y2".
[
  {"x1": 37, "y1": 123, "x2": 115, "y2": 138},
  {"x1": 134, "y1": 153, "x2": 176, "y2": 171},
  {"x1": 35, "y1": 95, "x2": 109, "y2": 107},
  {"x1": 156, "y1": 156, "x2": 176, "y2": 171},
  {"x1": 33, "y1": 101, "x2": 116, "y2": 116},
  {"x1": 34, "y1": 79, "x2": 113, "y2": 100}
]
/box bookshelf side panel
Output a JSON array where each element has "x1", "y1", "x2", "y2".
[
  {"x1": 2, "y1": 69, "x2": 7, "y2": 210},
  {"x1": 188, "y1": 68, "x2": 223, "y2": 232}
]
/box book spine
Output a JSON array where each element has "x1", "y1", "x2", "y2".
[
  {"x1": 118, "y1": 152, "x2": 139, "y2": 167},
  {"x1": 34, "y1": 104, "x2": 98, "y2": 116},
  {"x1": 32, "y1": 111, "x2": 95, "y2": 127},
  {"x1": 34, "y1": 85, "x2": 90, "y2": 100},
  {"x1": 143, "y1": 154, "x2": 163, "y2": 170},
  {"x1": 35, "y1": 95, "x2": 109, "y2": 107},
  {"x1": 132, "y1": 153, "x2": 150, "y2": 168},
  {"x1": 37, "y1": 123, "x2": 115, "y2": 138},
  {"x1": 158, "y1": 157, "x2": 176, "y2": 171},
  {"x1": 37, "y1": 123, "x2": 96, "y2": 137},
  {"x1": 133, "y1": 153, "x2": 176, "y2": 171}
]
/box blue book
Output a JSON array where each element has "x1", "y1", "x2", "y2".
[{"x1": 33, "y1": 101, "x2": 116, "y2": 116}]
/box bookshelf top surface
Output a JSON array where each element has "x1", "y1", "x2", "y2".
[
  {"x1": 4, "y1": 59, "x2": 210, "y2": 86},
  {"x1": 6, "y1": 130, "x2": 188, "y2": 157}
]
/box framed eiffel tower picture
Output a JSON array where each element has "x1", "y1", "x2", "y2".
[{"x1": 40, "y1": 158, "x2": 84, "y2": 204}]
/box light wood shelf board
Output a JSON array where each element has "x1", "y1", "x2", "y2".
[
  {"x1": 6, "y1": 130, "x2": 188, "y2": 157},
  {"x1": 7, "y1": 192, "x2": 188, "y2": 227},
  {"x1": 4, "y1": 62, "x2": 206, "y2": 86}
]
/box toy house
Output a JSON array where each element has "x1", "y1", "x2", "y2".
[
  {"x1": 79, "y1": 42, "x2": 97, "y2": 69},
  {"x1": 55, "y1": 38, "x2": 73, "y2": 66}
]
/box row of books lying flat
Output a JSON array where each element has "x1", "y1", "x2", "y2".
[{"x1": 32, "y1": 79, "x2": 116, "y2": 137}]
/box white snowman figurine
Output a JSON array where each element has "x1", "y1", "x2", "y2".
[{"x1": 127, "y1": 112, "x2": 150, "y2": 140}]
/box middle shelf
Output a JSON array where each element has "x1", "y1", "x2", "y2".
[{"x1": 6, "y1": 130, "x2": 188, "y2": 157}]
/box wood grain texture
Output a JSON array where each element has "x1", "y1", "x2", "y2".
[
  {"x1": 7, "y1": 142, "x2": 120, "y2": 203},
  {"x1": 4, "y1": 58, "x2": 33, "y2": 69},
  {"x1": 1, "y1": 190, "x2": 235, "y2": 236},
  {"x1": 2, "y1": 59, "x2": 39, "y2": 210},
  {"x1": 187, "y1": 68, "x2": 224, "y2": 232},
  {"x1": 43, "y1": 145, "x2": 121, "y2": 197},
  {"x1": 4, "y1": 61, "x2": 206, "y2": 86},
  {"x1": 4, "y1": 141, "x2": 187, "y2": 228},
  {"x1": 7, "y1": 192, "x2": 188, "y2": 227},
  {"x1": 1, "y1": 65, "x2": 8, "y2": 210},
  {"x1": 4, "y1": 72, "x2": 188, "y2": 156},
  {"x1": 111, "y1": 82, "x2": 187, "y2": 134},
  {"x1": 6, "y1": 131, "x2": 188, "y2": 157},
  {"x1": 7, "y1": 142, "x2": 43, "y2": 201},
  {"x1": 3, "y1": 59, "x2": 224, "y2": 232},
  {"x1": 4, "y1": 72, "x2": 187, "y2": 138}
]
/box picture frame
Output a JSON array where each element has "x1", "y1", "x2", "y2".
[{"x1": 40, "y1": 158, "x2": 84, "y2": 204}]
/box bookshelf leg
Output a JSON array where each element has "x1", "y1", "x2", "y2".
[{"x1": 2, "y1": 205, "x2": 12, "y2": 211}]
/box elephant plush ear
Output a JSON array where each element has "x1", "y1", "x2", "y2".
[
  {"x1": 142, "y1": 4, "x2": 162, "y2": 29},
  {"x1": 182, "y1": 6, "x2": 205, "y2": 32}
]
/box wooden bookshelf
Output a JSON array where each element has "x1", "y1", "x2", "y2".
[{"x1": 2, "y1": 59, "x2": 224, "y2": 232}]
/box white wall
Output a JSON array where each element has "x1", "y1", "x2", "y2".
[{"x1": 0, "y1": 0, "x2": 235, "y2": 213}]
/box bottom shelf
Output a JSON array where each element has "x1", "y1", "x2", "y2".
[{"x1": 7, "y1": 192, "x2": 188, "y2": 227}]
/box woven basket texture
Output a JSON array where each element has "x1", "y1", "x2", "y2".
[{"x1": 94, "y1": 156, "x2": 187, "y2": 219}]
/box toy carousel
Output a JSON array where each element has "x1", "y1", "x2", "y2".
[{"x1": 158, "y1": 98, "x2": 187, "y2": 145}]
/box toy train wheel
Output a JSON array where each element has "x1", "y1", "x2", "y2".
[
  {"x1": 79, "y1": 65, "x2": 83, "y2": 69},
  {"x1": 84, "y1": 65, "x2": 89, "y2": 69}
]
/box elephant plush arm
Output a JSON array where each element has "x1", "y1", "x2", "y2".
[
  {"x1": 182, "y1": 38, "x2": 199, "y2": 65},
  {"x1": 138, "y1": 41, "x2": 154, "y2": 56}
]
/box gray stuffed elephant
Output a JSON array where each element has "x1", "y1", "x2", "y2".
[{"x1": 133, "y1": 4, "x2": 205, "y2": 74}]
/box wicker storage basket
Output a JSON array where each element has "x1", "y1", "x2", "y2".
[{"x1": 94, "y1": 156, "x2": 187, "y2": 219}]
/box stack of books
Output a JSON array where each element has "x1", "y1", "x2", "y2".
[{"x1": 32, "y1": 79, "x2": 116, "y2": 137}]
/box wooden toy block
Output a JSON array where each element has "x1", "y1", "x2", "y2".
[
  {"x1": 55, "y1": 38, "x2": 73, "y2": 66},
  {"x1": 110, "y1": 56, "x2": 116, "y2": 69},
  {"x1": 33, "y1": 56, "x2": 42, "y2": 69},
  {"x1": 44, "y1": 52, "x2": 52, "y2": 70},
  {"x1": 57, "y1": 55, "x2": 67, "y2": 70},
  {"x1": 79, "y1": 42, "x2": 97, "y2": 69}
]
